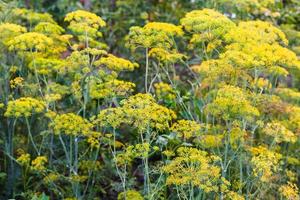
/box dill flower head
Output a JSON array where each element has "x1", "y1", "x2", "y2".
[
  {"x1": 64, "y1": 10, "x2": 106, "y2": 44},
  {"x1": 154, "y1": 82, "x2": 176, "y2": 101},
  {"x1": 89, "y1": 79, "x2": 135, "y2": 99},
  {"x1": 249, "y1": 146, "x2": 282, "y2": 182},
  {"x1": 95, "y1": 54, "x2": 139, "y2": 72},
  {"x1": 7, "y1": 32, "x2": 53, "y2": 52},
  {"x1": 98, "y1": 93, "x2": 176, "y2": 132},
  {"x1": 162, "y1": 147, "x2": 221, "y2": 193},
  {"x1": 64, "y1": 10, "x2": 106, "y2": 29},
  {"x1": 180, "y1": 9, "x2": 235, "y2": 46},
  {"x1": 118, "y1": 190, "x2": 144, "y2": 200},
  {"x1": 126, "y1": 22, "x2": 183, "y2": 51},
  {"x1": 121, "y1": 93, "x2": 177, "y2": 131},
  {"x1": 226, "y1": 43, "x2": 300, "y2": 75},
  {"x1": 126, "y1": 25, "x2": 174, "y2": 51},
  {"x1": 195, "y1": 134, "x2": 224, "y2": 148},
  {"x1": 149, "y1": 48, "x2": 185, "y2": 64},
  {"x1": 279, "y1": 182, "x2": 300, "y2": 200},
  {"x1": 181, "y1": 9, "x2": 235, "y2": 33},
  {"x1": 171, "y1": 119, "x2": 202, "y2": 139},
  {"x1": 5, "y1": 97, "x2": 46, "y2": 118},
  {"x1": 31, "y1": 156, "x2": 47, "y2": 171},
  {"x1": 115, "y1": 143, "x2": 150, "y2": 166},
  {"x1": 225, "y1": 20, "x2": 288, "y2": 46},
  {"x1": 33, "y1": 22, "x2": 65, "y2": 35},
  {"x1": 16, "y1": 153, "x2": 31, "y2": 166},
  {"x1": 28, "y1": 58, "x2": 65, "y2": 75},
  {"x1": 275, "y1": 88, "x2": 300, "y2": 104},
  {"x1": 144, "y1": 22, "x2": 184, "y2": 37},
  {"x1": 263, "y1": 121, "x2": 297, "y2": 143},
  {"x1": 0, "y1": 23, "x2": 27, "y2": 45},
  {"x1": 50, "y1": 113, "x2": 93, "y2": 136},
  {"x1": 205, "y1": 85, "x2": 260, "y2": 121}
]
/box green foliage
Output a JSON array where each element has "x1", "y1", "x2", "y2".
[{"x1": 0, "y1": 1, "x2": 299, "y2": 200}]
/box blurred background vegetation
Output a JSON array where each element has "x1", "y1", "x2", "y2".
[{"x1": 5, "y1": 0, "x2": 299, "y2": 56}]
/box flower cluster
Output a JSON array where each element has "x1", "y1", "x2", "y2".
[
  {"x1": 95, "y1": 54, "x2": 139, "y2": 72},
  {"x1": 7, "y1": 32, "x2": 53, "y2": 53},
  {"x1": 162, "y1": 147, "x2": 221, "y2": 193},
  {"x1": 5, "y1": 97, "x2": 46, "y2": 118},
  {"x1": 205, "y1": 85, "x2": 260, "y2": 121},
  {"x1": 50, "y1": 113, "x2": 93, "y2": 136},
  {"x1": 154, "y1": 82, "x2": 176, "y2": 101},
  {"x1": 263, "y1": 121, "x2": 297, "y2": 143},
  {"x1": 170, "y1": 119, "x2": 202, "y2": 139},
  {"x1": 64, "y1": 10, "x2": 106, "y2": 47},
  {"x1": 98, "y1": 93, "x2": 176, "y2": 132},
  {"x1": 249, "y1": 146, "x2": 282, "y2": 182}
]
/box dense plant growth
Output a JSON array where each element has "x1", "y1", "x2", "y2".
[{"x1": 0, "y1": 0, "x2": 299, "y2": 199}]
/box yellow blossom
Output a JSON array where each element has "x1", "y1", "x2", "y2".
[
  {"x1": 118, "y1": 190, "x2": 144, "y2": 200},
  {"x1": 50, "y1": 113, "x2": 93, "y2": 136},
  {"x1": 263, "y1": 121, "x2": 297, "y2": 143},
  {"x1": 95, "y1": 54, "x2": 139, "y2": 72},
  {"x1": 0, "y1": 23, "x2": 27, "y2": 45},
  {"x1": 16, "y1": 153, "x2": 31, "y2": 166},
  {"x1": 171, "y1": 119, "x2": 202, "y2": 139},
  {"x1": 7, "y1": 32, "x2": 53, "y2": 52},
  {"x1": 249, "y1": 146, "x2": 282, "y2": 182},
  {"x1": 31, "y1": 156, "x2": 47, "y2": 171},
  {"x1": 162, "y1": 147, "x2": 221, "y2": 193},
  {"x1": 144, "y1": 22, "x2": 183, "y2": 37},
  {"x1": 279, "y1": 182, "x2": 299, "y2": 200},
  {"x1": 154, "y1": 82, "x2": 176, "y2": 101},
  {"x1": 5, "y1": 97, "x2": 45, "y2": 118}
]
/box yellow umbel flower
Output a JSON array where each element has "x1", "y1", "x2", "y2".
[
  {"x1": 181, "y1": 9, "x2": 235, "y2": 34},
  {"x1": 225, "y1": 20, "x2": 288, "y2": 45},
  {"x1": 5, "y1": 97, "x2": 46, "y2": 118},
  {"x1": 0, "y1": 23, "x2": 27, "y2": 45},
  {"x1": 149, "y1": 48, "x2": 185, "y2": 64},
  {"x1": 115, "y1": 143, "x2": 150, "y2": 166},
  {"x1": 118, "y1": 190, "x2": 144, "y2": 200},
  {"x1": 126, "y1": 26, "x2": 174, "y2": 51},
  {"x1": 33, "y1": 22, "x2": 65, "y2": 35},
  {"x1": 180, "y1": 9, "x2": 235, "y2": 48},
  {"x1": 16, "y1": 153, "x2": 31, "y2": 166},
  {"x1": 144, "y1": 22, "x2": 183, "y2": 37},
  {"x1": 98, "y1": 93, "x2": 176, "y2": 132},
  {"x1": 205, "y1": 85, "x2": 259, "y2": 121},
  {"x1": 31, "y1": 156, "x2": 47, "y2": 171},
  {"x1": 195, "y1": 134, "x2": 224, "y2": 148},
  {"x1": 249, "y1": 146, "x2": 282, "y2": 182},
  {"x1": 275, "y1": 88, "x2": 300, "y2": 104},
  {"x1": 154, "y1": 82, "x2": 176, "y2": 101},
  {"x1": 10, "y1": 77, "x2": 24, "y2": 89},
  {"x1": 44, "y1": 172, "x2": 60, "y2": 184},
  {"x1": 279, "y1": 182, "x2": 299, "y2": 200},
  {"x1": 263, "y1": 121, "x2": 297, "y2": 143},
  {"x1": 50, "y1": 113, "x2": 93, "y2": 136},
  {"x1": 64, "y1": 10, "x2": 106, "y2": 29},
  {"x1": 89, "y1": 78, "x2": 135, "y2": 99},
  {"x1": 226, "y1": 43, "x2": 300, "y2": 75},
  {"x1": 171, "y1": 119, "x2": 202, "y2": 139},
  {"x1": 95, "y1": 54, "x2": 139, "y2": 72},
  {"x1": 7, "y1": 32, "x2": 53, "y2": 52},
  {"x1": 65, "y1": 10, "x2": 106, "y2": 45},
  {"x1": 162, "y1": 147, "x2": 221, "y2": 193},
  {"x1": 29, "y1": 58, "x2": 65, "y2": 75}
]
